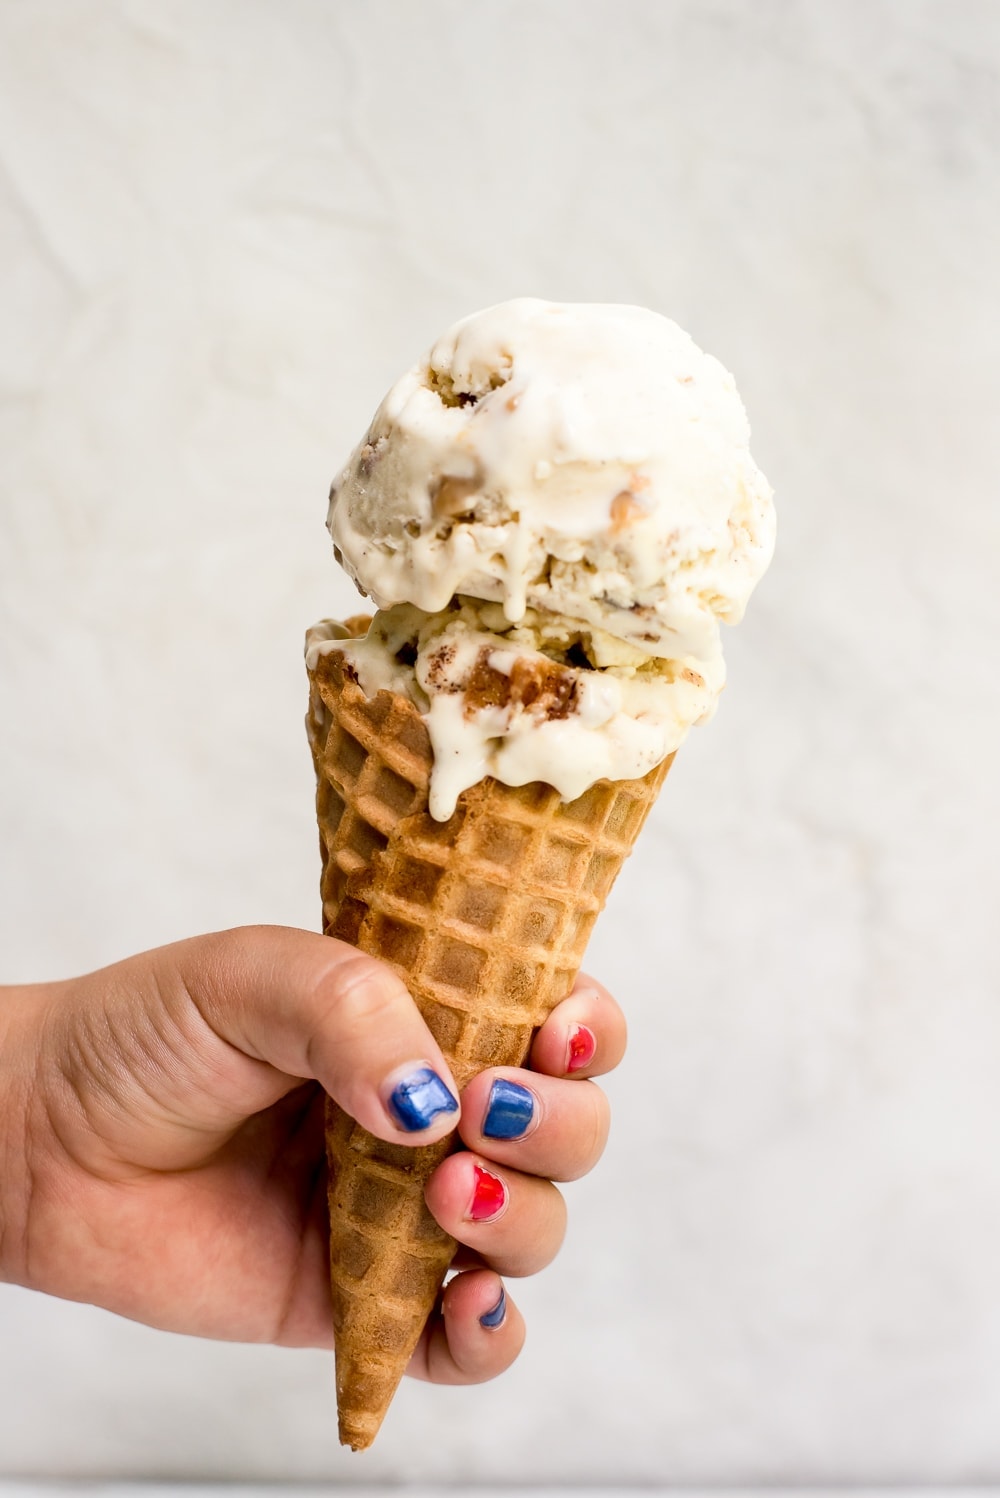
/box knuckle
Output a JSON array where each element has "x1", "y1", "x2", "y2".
[
  {"x1": 565, "y1": 1085, "x2": 610, "y2": 1181},
  {"x1": 537, "y1": 1186, "x2": 568, "y2": 1266},
  {"x1": 574, "y1": 972, "x2": 614, "y2": 1006},
  {"x1": 506, "y1": 1185, "x2": 566, "y2": 1275},
  {"x1": 589, "y1": 1001, "x2": 627, "y2": 1072},
  {"x1": 303, "y1": 950, "x2": 415, "y2": 1079},
  {"x1": 313, "y1": 949, "x2": 409, "y2": 1030}
]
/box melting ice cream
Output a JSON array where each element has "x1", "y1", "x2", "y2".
[{"x1": 309, "y1": 298, "x2": 775, "y2": 819}]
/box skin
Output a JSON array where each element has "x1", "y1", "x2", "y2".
[{"x1": 0, "y1": 925, "x2": 627, "y2": 1387}]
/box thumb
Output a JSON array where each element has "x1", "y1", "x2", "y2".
[{"x1": 141, "y1": 925, "x2": 461, "y2": 1146}]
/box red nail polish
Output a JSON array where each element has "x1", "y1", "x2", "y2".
[
  {"x1": 470, "y1": 1163, "x2": 507, "y2": 1222},
  {"x1": 568, "y1": 1024, "x2": 596, "y2": 1072}
]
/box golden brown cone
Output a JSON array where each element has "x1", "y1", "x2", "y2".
[{"x1": 306, "y1": 641, "x2": 673, "y2": 1449}]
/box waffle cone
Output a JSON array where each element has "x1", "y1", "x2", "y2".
[{"x1": 306, "y1": 643, "x2": 673, "y2": 1449}]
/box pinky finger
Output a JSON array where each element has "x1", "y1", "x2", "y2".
[{"x1": 407, "y1": 1271, "x2": 525, "y2": 1386}]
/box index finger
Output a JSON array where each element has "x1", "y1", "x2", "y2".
[{"x1": 527, "y1": 973, "x2": 627, "y2": 1080}]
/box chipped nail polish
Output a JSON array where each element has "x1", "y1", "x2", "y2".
[
  {"x1": 470, "y1": 1163, "x2": 507, "y2": 1222},
  {"x1": 479, "y1": 1284, "x2": 507, "y2": 1330},
  {"x1": 567, "y1": 1023, "x2": 597, "y2": 1072},
  {"x1": 482, "y1": 1077, "x2": 535, "y2": 1140},
  {"x1": 387, "y1": 1066, "x2": 459, "y2": 1132}
]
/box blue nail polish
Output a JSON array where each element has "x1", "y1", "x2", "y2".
[
  {"x1": 479, "y1": 1285, "x2": 507, "y2": 1330},
  {"x1": 482, "y1": 1078, "x2": 535, "y2": 1140},
  {"x1": 388, "y1": 1067, "x2": 459, "y2": 1132}
]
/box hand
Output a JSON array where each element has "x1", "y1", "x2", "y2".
[{"x1": 0, "y1": 926, "x2": 625, "y2": 1387}]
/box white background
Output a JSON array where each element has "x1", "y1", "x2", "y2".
[{"x1": 2, "y1": 0, "x2": 999, "y2": 1483}]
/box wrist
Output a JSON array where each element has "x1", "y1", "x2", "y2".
[{"x1": 0, "y1": 982, "x2": 47, "y2": 1286}]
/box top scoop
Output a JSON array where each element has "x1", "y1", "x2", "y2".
[
  {"x1": 318, "y1": 298, "x2": 775, "y2": 819},
  {"x1": 328, "y1": 298, "x2": 774, "y2": 661}
]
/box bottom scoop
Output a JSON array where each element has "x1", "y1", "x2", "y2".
[{"x1": 306, "y1": 597, "x2": 716, "y2": 821}]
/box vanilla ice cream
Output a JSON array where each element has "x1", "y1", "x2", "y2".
[{"x1": 312, "y1": 298, "x2": 774, "y2": 819}]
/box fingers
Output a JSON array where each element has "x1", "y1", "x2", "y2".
[
  {"x1": 529, "y1": 972, "x2": 627, "y2": 1080},
  {"x1": 161, "y1": 925, "x2": 461, "y2": 1147},
  {"x1": 407, "y1": 1270, "x2": 525, "y2": 1386},
  {"x1": 420, "y1": 971, "x2": 621, "y2": 1289}
]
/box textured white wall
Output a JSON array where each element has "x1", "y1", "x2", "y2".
[{"x1": 2, "y1": 0, "x2": 999, "y2": 1483}]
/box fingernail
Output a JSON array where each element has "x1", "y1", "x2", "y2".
[
  {"x1": 386, "y1": 1066, "x2": 459, "y2": 1132},
  {"x1": 469, "y1": 1163, "x2": 508, "y2": 1223},
  {"x1": 479, "y1": 1284, "x2": 507, "y2": 1330},
  {"x1": 482, "y1": 1077, "x2": 535, "y2": 1140},
  {"x1": 567, "y1": 1023, "x2": 597, "y2": 1072}
]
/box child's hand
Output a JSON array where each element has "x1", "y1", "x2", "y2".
[{"x1": 0, "y1": 926, "x2": 625, "y2": 1387}]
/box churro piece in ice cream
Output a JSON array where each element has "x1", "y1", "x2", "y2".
[{"x1": 307, "y1": 598, "x2": 712, "y2": 820}]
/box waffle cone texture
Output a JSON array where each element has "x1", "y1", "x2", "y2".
[{"x1": 306, "y1": 642, "x2": 673, "y2": 1449}]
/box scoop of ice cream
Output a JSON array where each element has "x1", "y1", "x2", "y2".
[
  {"x1": 327, "y1": 298, "x2": 775, "y2": 671},
  {"x1": 316, "y1": 298, "x2": 775, "y2": 818},
  {"x1": 306, "y1": 599, "x2": 718, "y2": 821}
]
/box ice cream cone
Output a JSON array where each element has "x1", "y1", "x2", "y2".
[
  {"x1": 307, "y1": 640, "x2": 673, "y2": 1449},
  {"x1": 302, "y1": 298, "x2": 774, "y2": 1449}
]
